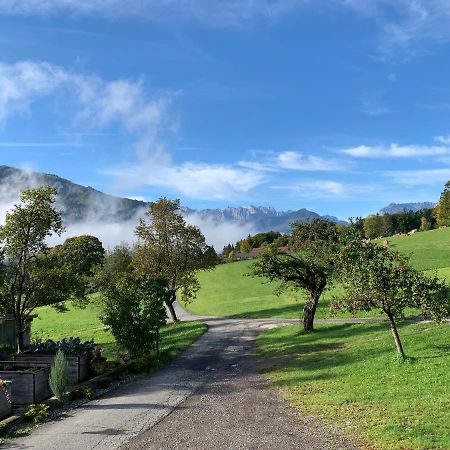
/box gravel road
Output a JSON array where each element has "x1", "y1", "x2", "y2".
[{"x1": 7, "y1": 306, "x2": 356, "y2": 450}]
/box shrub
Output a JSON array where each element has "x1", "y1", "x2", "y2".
[
  {"x1": 130, "y1": 355, "x2": 152, "y2": 373},
  {"x1": 49, "y1": 350, "x2": 68, "y2": 404},
  {"x1": 101, "y1": 273, "x2": 167, "y2": 359},
  {"x1": 71, "y1": 386, "x2": 94, "y2": 400},
  {"x1": 24, "y1": 403, "x2": 50, "y2": 423}
]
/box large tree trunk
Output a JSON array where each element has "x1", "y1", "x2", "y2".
[
  {"x1": 165, "y1": 291, "x2": 179, "y2": 322},
  {"x1": 386, "y1": 311, "x2": 405, "y2": 357},
  {"x1": 302, "y1": 289, "x2": 322, "y2": 333}
]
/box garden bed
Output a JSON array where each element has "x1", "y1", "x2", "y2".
[
  {"x1": 0, "y1": 362, "x2": 51, "y2": 405},
  {"x1": 16, "y1": 353, "x2": 90, "y2": 385}
]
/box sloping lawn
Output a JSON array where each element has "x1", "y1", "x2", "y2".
[
  {"x1": 184, "y1": 228, "x2": 450, "y2": 319},
  {"x1": 183, "y1": 259, "x2": 346, "y2": 319},
  {"x1": 183, "y1": 260, "x2": 418, "y2": 319},
  {"x1": 386, "y1": 227, "x2": 450, "y2": 271},
  {"x1": 32, "y1": 297, "x2": 207, "y2": 360},
  {"x1": 257, "y1": 321, "x2": 450, "y2": 450}
]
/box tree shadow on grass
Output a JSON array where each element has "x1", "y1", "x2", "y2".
[
  {"x1": 256, "y1": 322, "x2": 413, "y2": 386},
  {"x1": 230, "y1": 304, "x2": 301, "y2": 319}
]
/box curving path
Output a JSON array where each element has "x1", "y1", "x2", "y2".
[{"x1": 8, "y1": 305, "x2": 357, "y2": 450}]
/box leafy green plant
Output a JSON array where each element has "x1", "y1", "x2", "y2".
[
  {"x1": 49, "y1": 350, "x2": 68, "y2": 404},
  {"x1": 130, "y1": 355, "x2": 152, "y2": 373},
  {"x1": 101, "y1": 273, "x2": 167, "y2": 359},
  {"x1": 24, "y1": 403, "x2": 50, "y2": 424},
  {"x1": 71, "y1": 385, "x2": 94, "y2": 400},
  {"x1": 29, "y1": 337, "x2": 95, "y2": 355}
]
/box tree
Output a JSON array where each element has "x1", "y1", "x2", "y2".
[
  {"x1": 101, "y1": 273, "x2": 168, "y2": 358},
  {"x1": 251, "y1": 220, "x2": 340, "y2": 332},
  {"x1": 239, "y1": 239, "x2": 252, "y2": 253},
  {"x1": 134, "y1": 198, "x2": 218, "y2": 322},
  {"x1": 92, "y1": 243, "x2": 133, "y2": 291},
  {"x1": 363, "y1": 215, "x2": 382, "y2": 239},
  {"x1": 420, "y1": 216, "x2": 431, "y2": 231},
  {"x1": 436, "y1": 181, "x2": 450, "y2": 226},
  {"x1": 338, "y1": 239, "x2": 450, "y2": 357},
  {"x1": 53, "y1": 235, "x2": 105, "y2": 278},
  {"x1": 221, "y1": 243, "x2": 235, "y2": 257},
  {"x1": 0, "y1": 187, "x2": 85, "y2": 351},
  {"x1": 379, "y1": 214, "x2": 393, "y2": 237}
]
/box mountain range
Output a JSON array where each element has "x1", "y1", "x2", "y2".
[
  {"x1": 379, "y1": 202, "x2": 436, "y2": 215},
  {"x1": 0, "y1": 165, "x2": 346, "y2": 234},
  {"x1": 0, "y1": 165, "x2": 436, "y2": 237}
]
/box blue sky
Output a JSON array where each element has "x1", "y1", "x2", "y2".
[{"x1": 1, "y1": 0, "x2": 450, "y2": 220}]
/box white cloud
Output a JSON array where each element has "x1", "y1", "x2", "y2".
[
  {"x1": 0, "y1": 61, "x2": 68, "y2": 124},
  {"x1": 341, "y1": 143, "x2": 450, "y2": 158},
  {"x1": 0, "y1": 0, "x2": 305, "y2": 26},
  {"x1": 340, "y1": 0, "x2": 450, "y2": 60},
  {"x1": 240, "y1": 150, "x2": 345, "y2": 172},
  {"x1": 0, "y1": 61, "x2": 172, "y2": 140},
  {"x1": 272, "y1": 180, "x2": 348, "y2": 198},
  {"x1": 434, "y1": 135, "x2": 450, "y2": 144},
  {"x1": 107, "y1": 159, "x2": 264, "y2": 201},
  {"x1": 383, "y1": 168, "x2": 450, "y2": 186},
  {"x1": 0, "y1": 60, "x2": 265, "y2": 202}
]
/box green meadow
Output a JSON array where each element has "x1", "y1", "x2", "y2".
[
  {"x1": 184, "y1": 227, "x2": 450, "y2": 319},
  {"x1": 257, "y1": 321, "x2": 450, "y2": 450},
  {"x1": 28, "y1": 227, "x2": 450, "y2": 449},
  {"x1": 383, "y1": 227, "x2": 450, "y2": 271},
  {"x1": 32, "y1": 296, "x2": 207, "y2": 361}
]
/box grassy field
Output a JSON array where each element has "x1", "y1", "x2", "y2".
[
  {"x1": 32, "y1": 298, "x2": 207, "y2": 360},
  {"x1": 184, "y1": 227, "x2": 450, "y2": 319},
  {"x1": 183, "y1": 260, "x2": 350, "y2": 319},
  {"x1": 384, "y1": 227, "x2": 450, "y2": 271},
  {"x1": 257, "y1": 321, "x2": 450, "y2": 450}
]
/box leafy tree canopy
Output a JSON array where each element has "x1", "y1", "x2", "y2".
[
  {"x1": 0, "y1": 187, "x2": 86, "y2": 351},
  {"x1": 337, "y1": 239, "x2": 450, "y2": 357},
  {"x1": 134, "y1": 198, "x2": 217, "y2": 321},
  {"x1": 251, "y1": 220, "x2": 341, "y2": 332},
  {"x1": 53, "y1": 235, "x2": 105, "y2": 278}
]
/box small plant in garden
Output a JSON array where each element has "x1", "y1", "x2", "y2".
[
  {"x1": 49, "y1": 350, "x2": 68, "y2": 404},
  {"x1": 29, "y1": 337, "x2": 95, "y2": 355},
  {"x1": 71, "y1": 386, "x2": 94, "y2": 400},
  {"x1": 24, "y1": 403, "x2": 49, "y2": 424}
]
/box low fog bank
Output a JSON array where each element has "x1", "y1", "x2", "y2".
[
  {"x1": 0, "y1": 170, "x2": 253, "y2": 251},
  {"x1": 46, "y1": 212, "x2": 256, "y2": 251}
]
